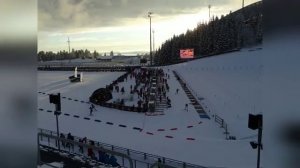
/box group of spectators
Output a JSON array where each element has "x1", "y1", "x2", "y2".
[
  {"x1": 156, "y1": 69, "x2": 171, "y2": 108},
  {"x1": 87, "y1": 140, "x2": 119, "y2": 167},
  {"x1": 59, "y1": 133, "x2": 120, "y2": 167},
  {"x1": 60, "y1": 132, "x2": 75, "y2": 150},
  {"x1": 111, "y1": 68, "x2": 157, "y2": 112},
  {"x1": 92, "y1": 67, "x2": 172, "y2": 113}
]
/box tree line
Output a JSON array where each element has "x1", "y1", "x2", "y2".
[
  {"x1": 38, "y1": 49, "x2": 101, "y2": 62},
  {"x1": 154, "y1": 1, "x2": 262, "y2": 65}
]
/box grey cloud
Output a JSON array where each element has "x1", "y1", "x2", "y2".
[{"x1": 38, "y1": 0, "x2": 230, "y2": 32}]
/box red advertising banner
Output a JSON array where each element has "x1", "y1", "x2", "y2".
[{"x1": 180, "y1": 49, "x2": 194, "y2": 59}]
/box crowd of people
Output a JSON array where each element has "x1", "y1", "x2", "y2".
[
  {"x1": 113, "y1": 68, "x2": 172, "y2": 111},
  {"x1": 90, "y1": 67, "x2": 172, "y2": 113}
]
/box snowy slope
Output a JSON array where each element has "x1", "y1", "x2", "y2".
[{"x1": 170, "y1": 47, "x2": 263, "y2": 139}]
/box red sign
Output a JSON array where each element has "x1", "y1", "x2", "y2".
[{"x1": 180, "y1": 49, "x2": 194, "y2": 59}]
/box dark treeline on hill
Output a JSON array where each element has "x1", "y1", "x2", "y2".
[
  {"x1": 154, "y1": 1, "x2": 262, "y2": 65},
  {"x1": 38, "y1": 49, "x2": 147, "y2": 62},
  {"x1": 38, "y1": 49, "x2": 100, "y2": 61}
]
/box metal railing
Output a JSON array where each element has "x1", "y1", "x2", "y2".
[
  {"x1": 38, "y1": 128, "x2": 206, "y2": 168},
  {"x1": 174, "y1": 70, "x2": 199, "y2": 100},
  {"x1": 214, "y1": 115, "x2": 229, "y2": 139},
  {"x1": 174, "y1": 70, "x2": 233, "y2": 140},
  {"x1": 38, "y1": 132, "x2": 133, "y2": 168}
]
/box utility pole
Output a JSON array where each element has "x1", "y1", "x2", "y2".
[
  {"x1": 67, "y1": 37, "x2": 71, "y2": 62},
  {"x1": 67, "y1": 37, "x2": 71, "y2": 54},
  {"x1": 148, "y1": 12, "x2": 153, "y2": 66},
  {"x1": 242, "y1": 0, "x2": 245, "y2": 8}
]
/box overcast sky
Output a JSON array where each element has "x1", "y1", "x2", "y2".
[{"x1": 38, "y1": 0, "x2": 259, "y2": 54}]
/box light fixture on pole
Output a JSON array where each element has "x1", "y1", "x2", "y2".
[
  {"x1": 148, "y1": 12, "x2": 153, "y2": 66},
  {"x1": 49, "y1": 93, "x2": 62, "y2": 151},
  {"x1": 248, "y1": 113, "x2": 263, "y2": 168}
]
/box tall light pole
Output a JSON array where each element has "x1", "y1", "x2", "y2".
[
  {"x1": 152, "y1": 29, "x2": 155, "y2": 53},
  {"x1": 208, "y1": 5, "x2": 211, "y2": 22},
  {"x1": 67, "y1": 37, "x2": 71, "y2": 62},
  {"x1": 242, "y1": 0, "x2": 245, "y2": 8},
  {"x1": 148, "y1": 12, "x2": 153, "y2": 66}
]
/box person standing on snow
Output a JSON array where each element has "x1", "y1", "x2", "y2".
[
  {"x1": 89, "y1": 104, "x2": 96, "y2": 116},
  {"x1": 176, "y1": 88, "x2": 179, "y2": 94},
  {"x1": 185, "y1": 103, "x2": 189, "y2": 112}
]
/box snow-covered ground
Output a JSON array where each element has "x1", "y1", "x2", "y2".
[
  {"x1": 38, "y1": 162, "x2": 63, "y2": 168},
  {"x1": 38, "y1": 66, "x2": 258, "y2": 168},
  {"x1": 37, "y1": 30, "x2": 300, "y2": 168}
]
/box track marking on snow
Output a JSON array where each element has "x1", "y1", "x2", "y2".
[
  {"x1": 106, "y1": 122, "x2": 114, "y2": 125},
  {"x1": 133, "y1": 127, "x2": 143, "y2": 131},
  {"x1": 39, "y1": 107, "x2": 199, "y2": 141},
  {"x1": 118, "y1": 124, "x2": 127, "y2": 128},
  {"x1": 39, "y1": 107, "x2": 203, "y2": 136}
]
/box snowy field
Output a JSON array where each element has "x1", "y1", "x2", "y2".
[{"x1": 38, "y1": 68, "x2": 257, "y2": 168}]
